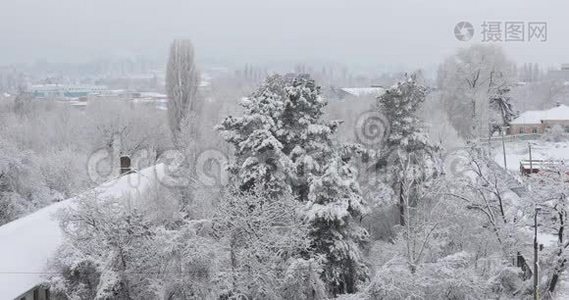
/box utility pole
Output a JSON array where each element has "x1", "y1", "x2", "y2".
[
  {"x1": 529, "y1": 143, "x2": 533, "y2": 175},
  {"x1": 534, "y1": 207, "x2": 541, "y2": 300},
  {"x1": 488, "y1": 134, "x2": 492, "y2": 158},
  {"x1": 501, "y1": 126, "x2": 509, "y2": 170}
]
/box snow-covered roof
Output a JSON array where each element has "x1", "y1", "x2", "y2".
[
  {"x1": 511, "y1": 105, "x2": 569, "y2": 125},
  {"x1": 0, "y1": 164, "x2": 166, "y2": 299},
  {"x1": 340, "y1": 87, "x2": 385, "y2": 97},
  {"x1": 136, "y1": 92, "x2": 168, "y2": 99}
]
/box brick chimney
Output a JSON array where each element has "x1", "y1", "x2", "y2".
[{"x1": 120, "y1": 156, "x2": 131, "y2": 175}]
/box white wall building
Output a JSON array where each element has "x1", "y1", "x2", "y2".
[{"x1": 30, "y1": 84, "x2": 108, "y2": 99}]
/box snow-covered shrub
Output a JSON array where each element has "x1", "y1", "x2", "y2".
[
  {"x1": 213, "y1": 188, "x2": 325, "y2": 299},
  {"x1": 131, "y1": 183, "x2": 184, "y2": 226},
  {"x1": 367, "y1": 252, "x2": 491, "y2": 300},
  {"x1": 489, "y1": 267, "x2": 524, "y2": 296},
  {"x1": 0, "y1": 192, "x2": 29, "y2": 226},
  {"x1": 48, "y1": 194, "x2": 220, "y2": 299},
  {"x1": 544, "y1": 124, "x2": 567, "y2": 142},
  {"x1": 154, "y1": 222, "x2": 220, "y2": 299},
  {"x1": 366, "y1": 258, "x2": 421, "y2": 300},
  {"x1": 38, "y1": 148, "x2": 89, "y2": 198},
  {"x1": 0, "y1": 137, "x2": 52, "y2": 225},
  {"x1": 280, "y1": 257, "x2": 327, "y2": 300},
  {"x1": 48, "y1": 244, "x2": 101, "y2": 300},
  {"x1": 13, "y1": 90, "x2": 33, "y2": 116}
]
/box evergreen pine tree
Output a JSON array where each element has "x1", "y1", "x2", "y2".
[
  {"x1": 489, "y1": 85, "x2": 516, "y2": 135},
  {"x1": 376, "y1": 74, "x2": 440, "y2": 225},
  {"x1": 216, "y1": 74, "x2": 340, "y2": 200},
  {"x1": 217, "y1": 74, "x2": 291, "y2": 197},
  {"x1": 218, "y1": 73, "x2": 370, "y2": 295},
  {"x1": 305, "y1": 156, "x2": 369, "y2": 295}
]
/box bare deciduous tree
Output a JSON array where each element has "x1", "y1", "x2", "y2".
[
  {"x1": 437, "y1": 45, "x2": 515, "y2": 139},
  {"x1": 166, "y1": 39, "x2": 201, "y2": 145}
]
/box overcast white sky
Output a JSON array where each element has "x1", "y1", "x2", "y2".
[{"x1": 0, "y1": 0, "x2": 567, "y2": 69}]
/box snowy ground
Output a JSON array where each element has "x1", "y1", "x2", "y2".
[{"x1": 492, "y1": 139, "x2": 569, "y2": 173}]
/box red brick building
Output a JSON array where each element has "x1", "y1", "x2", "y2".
[{"x1": 509, "y1": 104, "x2": 569, "y2": 134}]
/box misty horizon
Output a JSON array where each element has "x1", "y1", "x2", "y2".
[{"x1": 1, "y1": 0, "x2": 568, "y2": 72}]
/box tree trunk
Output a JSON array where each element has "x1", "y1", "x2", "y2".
[{"x1": 399, "y1": 182, "x2": 405, "y2": 226}]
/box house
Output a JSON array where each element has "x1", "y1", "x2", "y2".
[
  {"x1": 129, "y1": 91, "x2": 169, "y2": 110},
  {"x1": 0, "y1": 164, "x2": 166, "y2": 300},
  {"x1": 326, "y1": 86, "x2": 385, "y2": 100},
  {"x1": 339, "y1": 87, "x2": 385, "y2": 98},
  {"x1": 509, "y1": 104, "x2": 569, "y2": 135}
]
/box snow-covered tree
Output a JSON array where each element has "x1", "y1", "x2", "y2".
[
  {"x1": 85, "y1": 99, "x2": 171, "y2": 159},
  {"x1": 376, "y1": 74, "x2": 441, "y2": 226},
  {"x1": 446, "y1": 146, "x2": 529, "y2": 259},
  {"x1": 213, "y1": 188, "x2": 326, "y2": 299},
  {"x1": 166, "y1": 39, "x2": 201, "y2": 145},
  {"x1": 440, "y1": 145, "x2": 544, "y2": 299},
  {"x1": 13, "y1": 87, "x2": 32, "y2": 116},
  {"x1": 217, "y1": 74, "x2": 291, "y2": 197},
  {"x1": 281, "y1": 74, "x2": 341, "y2": 201},
  {"x1": 218, "y1": 73, "x2": 370, "y2": 295},
  {"x1": 489, "y1": 85, "x2": 516, "y2": 135},
  {"x1": 48, "y1": 192, "x2": 220, "y2": 299},
  {"x1": 285, "y1": 76, "x2": 371, "y2": 295},
  {"x1": 0, "y1": 137, "x2": 53, "y2": 225},
  {"x1": 545, "y1": 124, "x2": 567, "y2": 143},
  {"x1": 304, "y1": 157, "x2": 370, "y2": 295},
  {"x1": 217, "y1": 74, "x2": 342, "y2": 200},
  {"x1": 437, "y1": 44, "x2": 515, "y2": 139},
  {"x1": 524, "y1": 166, "x2": 569, "y2": 295},
  {"x1": 364, "y1": 161, "x2": 529, "y2": 299}
]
